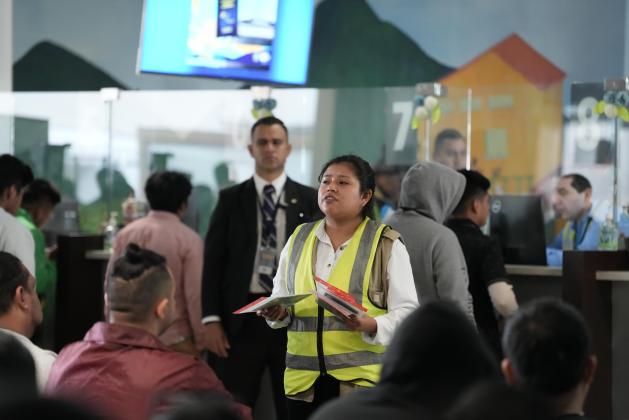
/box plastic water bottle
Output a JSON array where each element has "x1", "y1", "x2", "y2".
[
  {"x1": 104, "y1": 212, "x2": 118, "y2": 250},
  {"x1": 598, "y1": 214, "x2": 619, "y2": 251}
]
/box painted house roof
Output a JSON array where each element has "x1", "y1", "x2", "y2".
[{"x1": 441, "y1": 33, "x2": 565, "y2": 89}]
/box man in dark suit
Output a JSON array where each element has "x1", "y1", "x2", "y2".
[{"x1": 202, "y1": 116, "x2": 320, "y2": 419}]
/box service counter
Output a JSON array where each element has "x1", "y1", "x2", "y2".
[{"x1": 506, "y1": 264, "x2": 562, "y2": 303}]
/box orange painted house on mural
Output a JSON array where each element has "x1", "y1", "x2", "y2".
[{"x1": 437, "y1": 33, "x2": 565, "y2": 194}]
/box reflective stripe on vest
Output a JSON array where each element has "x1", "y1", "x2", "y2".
[
  {"x1": 284, "y1": 218, "x2": 387, "y2": 396},
  {"x1": 286, "y1": 351, "x2": 384, "y2": 371}
]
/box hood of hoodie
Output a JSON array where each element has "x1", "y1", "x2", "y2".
[{"x1": 398, "y1": 161, "x2": 466, "y2": 223}]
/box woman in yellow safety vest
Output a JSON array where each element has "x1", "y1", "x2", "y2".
[{"x1": 260, "y1": 154, "x2": 419, "y2": 420}]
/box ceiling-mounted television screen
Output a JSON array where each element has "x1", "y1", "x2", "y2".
[{"x1": 137, "y1": 0, "x2": 315, "y2": 85}]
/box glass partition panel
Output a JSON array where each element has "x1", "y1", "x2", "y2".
[{"x1": 5, "y1": 82, "x2": 569, "y2": 236}]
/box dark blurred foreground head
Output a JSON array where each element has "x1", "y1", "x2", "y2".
[
  {"x1": 447, "y1": 381, "x2": 552, "y2": 420},
  {"x1": 311, "y1": 302, "x2": 499, "y2": 420}
]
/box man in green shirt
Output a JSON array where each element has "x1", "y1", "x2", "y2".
[{"x1": 16, "y1": 179, "x2": 61, "y2": 300}]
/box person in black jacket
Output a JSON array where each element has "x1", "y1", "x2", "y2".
[
  {"x1": 446, "y1": 170, "x2": 518, "y2": 358},
  {"x1": 201, "y1": 116, "x2": 320, "y2": 419}
]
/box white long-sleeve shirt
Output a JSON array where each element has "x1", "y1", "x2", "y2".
[{"x1": 268, "y1": 221, "x2": 419, "y2": 346}]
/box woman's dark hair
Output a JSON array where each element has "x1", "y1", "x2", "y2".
[{"x1": 318, "y1": 155, "x2": 375, "y2": 218}]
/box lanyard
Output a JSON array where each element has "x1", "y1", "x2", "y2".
[{"x1": 574, "y1": 217, "x2": 592, "y2": 247}]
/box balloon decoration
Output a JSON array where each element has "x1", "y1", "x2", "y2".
[
  {"x1": 252, "y1": 98, "x2": 277, "y2": 119},
  {"x1": 595, "y1": 90, "x2": 629, "y2": 121},
  {"x1": 411, "y1": 94, "x2": 441, "y2": 129}
]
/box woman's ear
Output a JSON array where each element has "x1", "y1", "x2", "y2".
[{"x1": 361, "y1": 189, "x2": 373, "y2": 205}]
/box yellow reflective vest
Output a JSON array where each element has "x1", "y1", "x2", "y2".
[{"x1": 284, "y1": 217, "x2": 388, "y2": 396}]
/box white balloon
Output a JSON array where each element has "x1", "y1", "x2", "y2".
[
  {"x1": 604, "y1": 103, "x2": 618, "y2": 118},
  {"x1": 424, "y1": 96, "x2": 438, "y2": 111},
  {"x1": 414, "y1": 106, "x2": 429, "y2": 120}
]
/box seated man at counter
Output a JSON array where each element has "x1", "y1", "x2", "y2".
[
  {"x1": 447, "y1": 170, "x2": 518, "y2": 357},
  {"x1": 502, "y1": 298, "x2": 597, "y2": 420},
  {"x1": 546, "y1": 174, "x2": 600, "y2": 267}
]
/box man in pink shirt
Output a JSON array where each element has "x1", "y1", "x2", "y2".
[
  {"x1": 47, "y1": 244, "x2": 251, "y2": 420},
  {"x1": 108, "y1": 171, "x2": 204, "y2": 355}
]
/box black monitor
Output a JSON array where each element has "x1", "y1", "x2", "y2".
[{"x1": 489, "y1": 195, "x2": 547, "y2": 265}]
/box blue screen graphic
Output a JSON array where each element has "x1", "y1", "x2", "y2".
[{"x1": 138, "y1": 0, "x2": 315, "y2": 85}]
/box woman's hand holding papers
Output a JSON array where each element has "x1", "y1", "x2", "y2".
[
  {"x1": 258, "y1": 305, "x2": 288, "y2": 321},
  {"x1": 344, "y1": 315, "x2": 377, "y2": 334}
]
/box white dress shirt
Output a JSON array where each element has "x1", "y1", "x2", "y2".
[
  {"x1": 0, "y1": 207, "x2": 35, "y2": 276},
  {"x1": 268, "y1": 220, "x2": 419, "y2": 346},
  {"x1": 0, "y1": 327, "x2": 57, "y2": 391}
]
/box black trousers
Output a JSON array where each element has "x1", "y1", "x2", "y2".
[
  {"x1": 286, "y1": 375, "x2": 340, "y2": 420},
  {"x1": 216, "y1": 308, "x2": 288, "y2": 420}
]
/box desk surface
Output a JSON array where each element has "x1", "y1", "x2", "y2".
[
  {"x1": 596, "y1": 271, "x2": 629, "y2": 282},
  {"x1": 505, "y1": 264, "x2": 562, "y2": 277}
]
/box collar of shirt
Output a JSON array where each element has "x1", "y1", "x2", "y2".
[
  {"x1": 15, "y1": 208, "x2": 36, "y2": 229},
  {"x1": 85, "y1": 322, "x2": 168, "y2": 351},
  {"x1": 253, "y1": 172, "x2": 287, "y2": 200},
  {"x1": 147, "y1": 210, "x2": 181, "y2": 223},
  {"x1": 314, "y1": 220, "x2": 352, "y2": 251}
]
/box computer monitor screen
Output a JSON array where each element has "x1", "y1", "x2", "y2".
[
  {"x1": 489, "y1": 195, "x2": 547, "y2": 265},
  {"x1": 137, "y1": 0, "x2": 315, "y2": 85}
]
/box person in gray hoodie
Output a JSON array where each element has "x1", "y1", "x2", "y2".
[{"x1": 385, "y1": 161, "x2": 474, "y2": 320}]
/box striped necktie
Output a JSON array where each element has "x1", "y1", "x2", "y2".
[{"x1": 259, "y1": 184, "x2": 276, "y2": 292}]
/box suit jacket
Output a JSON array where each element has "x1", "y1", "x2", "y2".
[{"x1": 202, "y1": 177, "x2": 321, "y2": 336}]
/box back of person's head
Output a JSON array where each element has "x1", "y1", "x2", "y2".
[
  {"x1": 0, "y1": 397, "x2": 103, "y2": 420},
  {"x1": 145, "y1": 171, "x2": 192, "y2": 214},
  {"x1": 502, "y1": 298, "x2": 592, "y2": 396},
  {"x1": 0, "y1": 331, "x2": 37, "y2": 404},
  {"x1": 0, "y1": 154, "x2": 34, "y2": 195},
  {"x1": 379, "y1": 301, "x2": 499, "y2": 412},
  {"x1": 108, "y1": 244, "x2": 172, "y2": 323},
  {"x1": 250, "y1": 115, "x2": 289, "y2": 140},
  {"x1": 22, "y1": 179, "x2": 61, "y2": 208},
  {"x1": 447, "y1": 381, "x2": 552, "y2": 420},
  {"x1": 561, "y1": 173, "x2": 592, "y2": 193},
  {"x1": 0, "y1": 252, "x2": 30, "y2": 316},
  {"x1": 151, "y1": 392, "x2": 241, "y2": 420},
  {"x1": 434, "y1": 129, "x2": 464, "y2": 154},
  {"x1": 453, "y1": 170, "x2": 490, "y2": 215}
]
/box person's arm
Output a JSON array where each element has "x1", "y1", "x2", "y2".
[
  {"x1": 201, "y1": 191, "x2": 231, "y2": 357},
  {"x1": 9, "y1": 223, "x2": 35, "y2": 277},
  {"x1": 183, "y1": 235, "x2": 206, "y2": 350},
  {"x1": 32, "y1": 228, "x2": 56, "y2": 297},
  {"x1": 433, "y1": 233, "x2": 475, "y2": 322},
  {"x1": 483, "y1": 238, "x2": 518, "y2": 318},
  {"x1": 260, "y1": 241, "x2": 292, "y2": 328},
  {"x1": 362, "y1": 240, "x2": 419, "y2": 346}
]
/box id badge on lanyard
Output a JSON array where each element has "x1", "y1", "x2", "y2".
[{"x1": 257, "y1": 246, "x2": 276, "y2": 276}]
